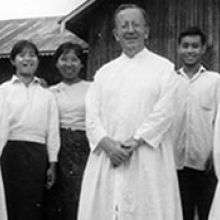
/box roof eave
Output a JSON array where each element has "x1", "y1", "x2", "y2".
[
  {"x1": 59, "y1": 0, "x2": 97, "y2": 26},
  {"x1": 0, "y1": 48, "x2": 89, "y2": 59},
  {"x1": 59, "y1": 0, "x2": 109, "y2": 41}
]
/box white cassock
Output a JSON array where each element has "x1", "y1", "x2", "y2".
[
  {"x1": 78, "y1": 48, "x2": 183, "y2": 220},
  {"x1": 209, "y1": 104, "x2": 220, "y2": 220},
  {"x1": 0, "y1": 89, "x2": 8, "y2": 220}
]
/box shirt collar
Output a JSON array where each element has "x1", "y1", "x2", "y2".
[
  {"x1": 57, "y1": 82, "x2": 67, "y2": 90},
  {"x1": 177, "y1": 65, "x2": 206, "y2": 82},
  {"x1": 11, "y1": 75, "x2": 41, "y2": 85},
  {"x1": 54, "y1": 81, "x2": 74, "y2": 92}
]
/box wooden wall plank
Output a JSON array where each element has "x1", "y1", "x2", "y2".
[{"x1": 85, "y1": 0, "x2": 220, "y2": 78}]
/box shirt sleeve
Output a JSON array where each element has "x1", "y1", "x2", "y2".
[
  {"x1": 0, "y1": 87, "x2": 9, "y2": 156},
  {"x1": 170, "y1": 75, "x2": 187, "y2": 168},
  {"x1": 214, "y1": 104, "x2": 220, "y2": 179},
  {"x1": 213, "y1": 77, "x2": 220, "y2": 128},
  {"x1": 46, "y1": 93, "x2": 60, "y2": 162},
  {"x1": 133, "y1": 63, "x2": 177, "y2": 149},
  {"x1": 85, "y1": 79, "x2": 107, "y2": 152}
]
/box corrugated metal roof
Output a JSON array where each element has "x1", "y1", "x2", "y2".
[{"x1": 0, "y1": 16, "x2": 88, "y2": 58}]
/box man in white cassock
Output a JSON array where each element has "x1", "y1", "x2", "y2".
[{"x1": 78, "y1": 4, "x2": 182, "y2": 220}]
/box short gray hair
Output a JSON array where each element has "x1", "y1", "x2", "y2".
[{"x1": 113, "y1": 4, "x2": 150, "y2": 28}]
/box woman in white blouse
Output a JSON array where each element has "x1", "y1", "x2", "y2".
[
  {"x1": 0, "y1": 40, "x2": 60, "y2": 220},
  {"x1": 47, "y1": 42, "x2": 90, "y2": 220}
]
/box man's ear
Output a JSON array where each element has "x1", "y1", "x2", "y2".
[
  {"x1": 113, "y1": 28, "x2": 120, "y2": 42},
  {"x1": 10, "y1": 59, "x2": 15, "y2": 66},
  {"x1": 144, "y1": 26, "x2": 150, "y2": 40},
  {"x1": 55, "y1": 62, "x2": 59, "y2": 70},
  {"x1": 202, "y1": 44, "x2": 207, "y2": 55},
  {"x1": 177, "y1": 45, "x2": 181, "y2": 54}
]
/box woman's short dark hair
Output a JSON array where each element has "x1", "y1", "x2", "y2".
[
  {"x1": 178, "y1": 26, "x2": 207, "y2": 45},
  {"x1": 114, "y1": 4, "x2": 150, "y2": 28},
  {"x1": 10, "y1": 40, "x2": 39, "y2": 61},
  {"x1": 53, "y1": 42, "x2": 84, "y2": 63}
]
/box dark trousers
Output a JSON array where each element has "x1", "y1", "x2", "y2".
[
  {"x1": 178, "y1": 167, "x2": 217, "y2": 220},
  {"x1": 1, "y1": 141, "x2": 48, "y2": 220}
]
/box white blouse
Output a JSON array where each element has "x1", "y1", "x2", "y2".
[
  {"x1": 50, "y1": 80, "x2": 90, "y2": 131},
  {"x1": 0, "y1": 75, "x2": 60, "y2": 162}
]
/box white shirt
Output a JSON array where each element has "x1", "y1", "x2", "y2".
[
  {"x1": 175, "y1": 66, "x2": 220, "y2": 171},
  {"x1": 0, "y1": 75, "x2": 60, "y2": 162},
  {"x1": 78, "y1": 48, "x2": 182, "y2": 220},
  {"x1": 208, "y1": 105, "x2": 220, "y2": 220},
  {"x1": 50, "y1": 80, "x2": 90, "y2": 131}
]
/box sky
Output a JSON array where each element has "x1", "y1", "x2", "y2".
[{"x1": 0, "y1": 0, "x2": 86, "y2": 20}]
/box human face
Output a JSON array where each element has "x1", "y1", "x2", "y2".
[
  {"x1": 114, "y1": 8, "x2": 149, "y2": 57},
  {"x1": 178, "y1": 35, "x2": 206, "y2": 66},
  {"x1": 11, "y1": 47, "x2": 39, "y2": 77},
  {"x1": 56, "y1": 49, "x2": 82, "y2": 81}
]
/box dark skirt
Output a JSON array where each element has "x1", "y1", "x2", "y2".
[
  {"x1": 46, "y1": 129, "x2": 90, "y2": 220},
  {"x1": 1, "y1": 140, "x2": 48, "y2": 220}
]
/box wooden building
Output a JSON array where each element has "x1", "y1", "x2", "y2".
[
  {"x1": 0, "y1": 16, "x2": 87, "y2": 84},
  {"x1": 61, "y1": 0, "x2": 220, "y2": 79}
]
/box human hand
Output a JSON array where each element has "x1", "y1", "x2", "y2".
[
  {"x1": 123, "y1": 136, "x2": 146, "y2": 150},
  {"x1": 46, "y1": 162, "x2": 57, "y2": 189},
  {"x1": 122, "y1": 137, "x2": 139, "y2": 151},
  {"x1": 98, "y1": 137, "x2": 131, "y2": 167},
  {"x1": 39, "y1": 78, "x2": 48, "y2": 88},
  {"x1": 205, "y1": 152, "x2": 214, "y2": 174}
]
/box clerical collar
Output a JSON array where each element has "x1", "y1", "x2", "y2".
[{"x1": 121, "y1": 47, "x2": 149, "y2": 60}]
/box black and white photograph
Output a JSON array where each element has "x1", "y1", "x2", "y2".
[{"x1": 0, "y1": 1, "x2": 220, "y2": 220}]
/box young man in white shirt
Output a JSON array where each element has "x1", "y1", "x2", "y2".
[{"x1": 176, "y1": 27, "x2": 220, "y2": 220}]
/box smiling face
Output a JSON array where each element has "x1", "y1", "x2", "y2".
[
  {"x1": 11, "y1": 46, "x2": 39, "y2": 77},
  {"x1": 56, "y1": 49, "x2": 82, "y2": 81},
  {"x1": 178, "y1": 35, "x2": 206, "y2": 66},
  {"x1": 113, "y1": 7, "x2": 149, "y2": 57}
]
